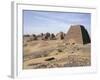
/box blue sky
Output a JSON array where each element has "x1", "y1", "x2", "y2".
[{"x1": 23, "y1": 10, "x2": 91, "y2": 35}]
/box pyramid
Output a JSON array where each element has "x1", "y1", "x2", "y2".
[
  {"x1": 56, "y1": 32, "x2": 65, "y2": 40},
  {"x1": 64, "y1": 25, "x2": 91, "y2": 44}
]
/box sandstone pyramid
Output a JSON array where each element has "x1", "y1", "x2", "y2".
[{"x1": 64, "y1": 25, "x2": 91, "y2": 44}]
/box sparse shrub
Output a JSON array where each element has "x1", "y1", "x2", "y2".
[
  {"x1": 77, "y1": 48, "x2": 80, "y2": 51},
  {"x1": 72, "y1": 43, "x2": 75, "y2": 45},
  {"x1": 57, "y1": 49, "x2": 63, "y2": 52}
]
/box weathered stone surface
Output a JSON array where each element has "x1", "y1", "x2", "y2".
[
  {"x1": 44, "y1": 32, "x2": 51, "y2": 40},
  {"x1": 64, "y1": 25, "x2": 90, "y2": 44},
  {"x1": 56, "y1": 32, "x2": 65, "y2": 40},
  {"x1": 50, "y1": 33, "x2": 56, "y2": 40}
]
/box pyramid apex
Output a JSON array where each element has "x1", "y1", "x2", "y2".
[{"x1": 70, "y1": 24, "x2": 84, "y2": 27}]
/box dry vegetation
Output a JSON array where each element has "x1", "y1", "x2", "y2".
[{"x1": 23, "y1": 40, "x2": 91, "y2": 69}]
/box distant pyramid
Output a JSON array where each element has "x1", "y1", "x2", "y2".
[
  {"x1": 64, "y1": 25, "x2": 91, "y2": 44},
  {"x1": 56, "y1": 32, "x2": 65, "y2": 40}
]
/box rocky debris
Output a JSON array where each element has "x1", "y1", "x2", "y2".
[{"x1": 63, "y1": 55, "x2": 90, "y2": 67}]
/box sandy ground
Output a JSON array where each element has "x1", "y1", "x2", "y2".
[{"x1": 23, "y1": 40, "x2": 91, "y2": 69}]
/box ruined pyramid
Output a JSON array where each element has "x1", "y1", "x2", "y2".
[{"x1": 64, "y1": 25, "x2": 91, "y2": 44}]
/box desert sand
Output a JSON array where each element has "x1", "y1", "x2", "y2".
[
  {"x1": 23, "y1": 25, "x2": 91, "y2": 69},
  {"x1": 23, "y1": 40, "x2": 90, "y2": 69}
]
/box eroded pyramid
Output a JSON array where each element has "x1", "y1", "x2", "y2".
[{"x1": 64, "y1": 25, "x2": 91, "y2": 44}]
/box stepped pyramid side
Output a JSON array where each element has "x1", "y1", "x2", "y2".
[{"x1": 64, "y1": 25, "x2": 91, "y2": 44}]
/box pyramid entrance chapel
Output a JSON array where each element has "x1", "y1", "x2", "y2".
[{"x1": 64, "y1": 25, "x2": 91, "y2": 44}]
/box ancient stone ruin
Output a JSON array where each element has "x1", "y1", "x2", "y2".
[
  {"x1": 64, "y1": 25, "x2": 91, "y2": 44},
  {"x1": 23, "y1": 25, "x2": 90, "y2": 45},
  {"x1": 56, "y1": 32, "x2": 65, "y2": 40}
]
